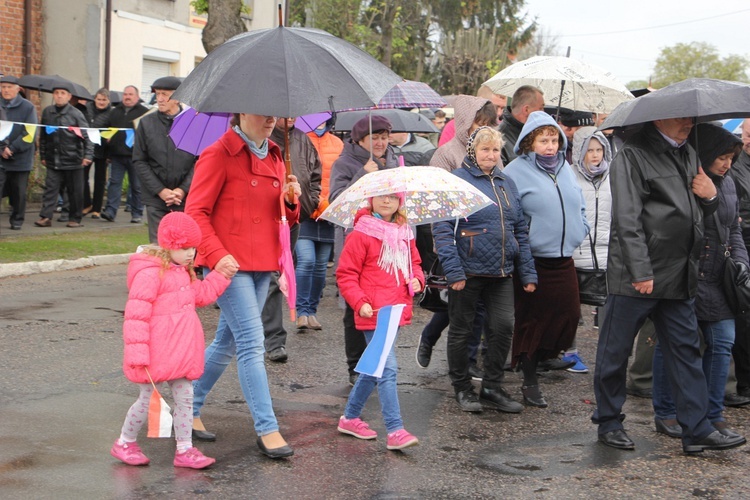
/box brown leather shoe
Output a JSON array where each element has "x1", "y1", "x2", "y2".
[
  {"x1": 296, "y1": 315, "x2": 309, "y2": 331},
  {"x1": 34, "y1": 217, "x2": 51, "y2": 227},
  {"x1": 307, "y1": 315, "x2": 322, "y2": 330},
  {"x1": 66, "y1": 221, "x2": 84, "y2": 228}
]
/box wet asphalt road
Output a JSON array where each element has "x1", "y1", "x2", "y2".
[{"x1": 2, "y1": 265, "x2": 750, "y2": 499}]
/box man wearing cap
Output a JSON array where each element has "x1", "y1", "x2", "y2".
[
  {"x1": 133, "y1": 76, "x2": 196, "y2": 243},
  {"x1": 35, "y1": 84, "x2": 93, "y2": 228},
  {"x1": 498, "y1": 85, "x2": 545, "y2": 165},
  {"x1": 0, "y1": 75, "x2": 37, "y2": 230},
  {"x1": 100, "y1": 85, "x2": 149, "y2": 223}
]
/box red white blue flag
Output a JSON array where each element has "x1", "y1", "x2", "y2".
[
  {"x1": 147, "y1": 388, "x2": 173, "y2": 438},
  {"x1": 355, "y1": 304, "x2": 406, "y2": 378}
]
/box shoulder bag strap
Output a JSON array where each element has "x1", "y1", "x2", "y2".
[{"x1": 713, "y1": 211, "x2": 731, "y2": 258}]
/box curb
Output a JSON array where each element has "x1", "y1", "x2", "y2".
[{"x1": 0, "y1": 253, "x2": 132, "y2": 279}]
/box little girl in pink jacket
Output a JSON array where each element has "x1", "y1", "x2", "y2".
[{"x1": 111, "y1": 212, "x2": 234, "y2": 469}]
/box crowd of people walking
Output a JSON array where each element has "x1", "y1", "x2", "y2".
[{"x1": 3, "y1": 69, "x2": 750, "y2": 466}]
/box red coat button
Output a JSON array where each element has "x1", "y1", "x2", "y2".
[{"x1": 251, "y1": 179, "x2": 258, "y2": 187}]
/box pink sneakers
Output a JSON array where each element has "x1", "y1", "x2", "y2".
[
  {"x1": 386, "y1": 429, "x2": 419, "y2": 450},
  {"x1": 110, "y1": 440, "x2": 150, "y2": 466},
  {"x1": 173, "y1": 447, "x2": 216, "y2": 469},
  {"x1": 337, "y1": 416, "x2": 377, "y2": 440}
]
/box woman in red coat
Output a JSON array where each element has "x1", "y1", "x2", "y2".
[
  {"x1": 335, "y1": 194, "x2": 424, "y2": 451},
  {"x1": 185, "y1": 114, "x2": 301, "y2": 459}
]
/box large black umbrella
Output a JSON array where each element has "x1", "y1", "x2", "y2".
[
  {"x1": 172, "y1": 26, "x2": 403, "y2": 117},
  {"x1": 334, "y1": 109, "x2": 439, "y2": 134},
  {"x1": 599, "y1": 78, "x2": 750, "y2": 129},
  {"x1": 18, "y1": 74, "x2": 94, "y2": 101}
]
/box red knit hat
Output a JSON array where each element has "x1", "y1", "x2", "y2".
[{"x1": 157, "y1": 212, "x2": 202, "y2": 250}]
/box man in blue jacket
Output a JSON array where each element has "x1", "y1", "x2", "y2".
[{"x1": 0, "y1": 75, "x2": 37, "y2": 230}]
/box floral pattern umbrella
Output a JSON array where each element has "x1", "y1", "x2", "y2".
[{"x1": 320, "y1": 166, "x2": 494, "y2": 228}]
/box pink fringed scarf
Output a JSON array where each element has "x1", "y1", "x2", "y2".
[{"x1": 354, "y1": 214, "x2": 414, "y2": 285}]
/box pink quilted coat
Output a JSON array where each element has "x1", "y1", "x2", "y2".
[{"x1": 122, "y1": 252, "x2": 230, "y2": 384}]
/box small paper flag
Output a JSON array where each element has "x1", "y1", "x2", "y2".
[
  {"x1": 147, "y1": 388, "x2": 173, "y2": 438},
  {"x1": 355, "y1": 304, "x2": 406, "y2": 378},
  {"x1": 125, "y1": 129, "x2": 135, "y2": 148},
  {"x1": 87, "y1": 128, "x2": 101, "y2": 145},
  {"x1": 0, "y1": 121, "x2": 12, "y2": 141},
  {"x1": 100, "y1": 128, "x2": 118, "y2": 139},
  {"x1": 23, "y1": 124, "x2": 37, "y2": 143},
  {"x1": 68, "y1": 126, "x2": 83, "y2": 139}
]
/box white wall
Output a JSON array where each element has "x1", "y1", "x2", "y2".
[{"x1": 109, "y1": 10, "x2": 206, "y2": 95}]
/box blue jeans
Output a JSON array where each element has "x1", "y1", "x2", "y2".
[
  {"x1": 193, "y1": 271, "x2": 279, "y2": 436},
  {"x1": 344, "y1": 329, "x2": 403, "y2": 433},
  {"x1": 295, "y1": 239, "x2": 332, "y2": 316},
  {"x1": 653, "y1": 318, "x2": 735, "y2": 423},
  {"x1": 104, "y1": 156, "x2": 142, "y2": 219}
]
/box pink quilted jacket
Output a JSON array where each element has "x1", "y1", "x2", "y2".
[{"x1": 122, "y1": 252, "x2": 230, "y2": 384}]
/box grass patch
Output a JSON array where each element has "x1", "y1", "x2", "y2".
[{"x1": 0, "y1": 226, "x2": 149, "y2": 263}]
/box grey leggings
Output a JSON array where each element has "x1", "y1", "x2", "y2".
[{"x1": 119, "y1": 378, "x2": 193, "y2": 444}]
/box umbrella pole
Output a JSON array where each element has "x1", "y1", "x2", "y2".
[
  {"x1": 368, "y1": 109, "x2": 373, "y2": 162},
  {"x1": 284, "y1": 118, "x2": 294, "y2": 200},
  {"x1": 555, "y1": 46, "x2": 572, "y2": 122}
]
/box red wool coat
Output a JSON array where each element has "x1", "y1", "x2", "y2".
[
  {"x1": 185, "y1": 129, "x2": 300, "y2": 271},
  {"x1": 122, "y1": 253, "x2": 230, "y2": 384},
  {"x1": 336, "y1": 209, "x2": 424, "y2": 331}
]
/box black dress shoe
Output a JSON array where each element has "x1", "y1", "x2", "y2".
[
  {"x1": 626, "y1": 386, "x2": 652, "y2": 399},
  {"x1": 256, "y1": 436, "x2": 294, "y2": 459},
  {"x1": 598, "y1": 429, "x2": 635, "y2": 450},
  {"x1": 267, "y1": 346, "x2": 288, "y2": 362},
  {"x1": 479, "y1": 386, "x2": 523, "y2": 413},
  {"x1": 10, "y1": 224, "x2": 21, "y2": 230},
  {"x1": 738, "y1": 387, "x2": 750, "y2": 398},
  {"x1": 683, "y1": 430, "x2": 746, "y2": 454},
  {"x1": 521, "y1": 385, "x2": 548, "y2": 408},
  {"x1": 416, "y1": 339, "x2": 432, "y2": 368},
  {"x1": 456, "y1": 389, "x2": 483, "y2": 412},
  {"x1": 654, "y1": 418, "x2": 682, "y2": 438},
  {"x1": 724, "y1": 392, "x2": 750, "y2": 407},
  {"x1": 714, "y1": 421, "x2": 742, "y2": 438},
  {"x1": 537, "y1": 358, "x2": 575, "y2": 372},
  {"x1": 192, "y1": 428, "x2": 216, "y2": 442}
]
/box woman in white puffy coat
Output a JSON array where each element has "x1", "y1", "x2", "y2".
[{"x1": 564, "y1": 126, "x2": 613, "y2": 372}]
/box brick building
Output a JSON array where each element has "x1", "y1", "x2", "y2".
[{"x1": 1, "y1": 0, "x2": 43, "y2": 81}]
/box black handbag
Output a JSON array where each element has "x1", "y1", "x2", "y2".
[
  {"x1": 576, "y1": 233, "x2": 608, "y2": 307},
  {"x1": 418, "y1": 259, "x2": 449, "y2": 313},
  {"x1": 715, "y1": 213, "x2": 750, "y2": 315}
]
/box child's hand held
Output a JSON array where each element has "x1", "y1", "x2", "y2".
[
  {"x1": 359, "y1": 303, "x2": 373, "y2": 318},
  {"x1": 411, "y1": 278, "x2": 422, "y2": 294}
]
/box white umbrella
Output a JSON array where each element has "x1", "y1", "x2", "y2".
[
  {"x1": 319, "y1": 166, "x2": 494, "y2": 228},
  {"x1": 483, "y1": 55, "x2": 634, "y2": 114}
]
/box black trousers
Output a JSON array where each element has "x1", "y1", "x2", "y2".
[
  {"x1": 344, "y1": 304, "x2": 367, "y2": 375},
  {"x1": 733, "y1": 310, "x2": 750, "y2": 392},
  {"x1": 0, "y1": 169, "x2": 30, "y2": 226},
  {"x1": 40, "y1": 168, "x2": 84, "y2": 222},
  {"x1": 593, "y1": 294, "x2": 714, "y2": 445},
  {"x1": 85, "y1": 157, "x2": 108, "y2": 213},
  {"x1": 447, "y1": 276, "x2": 514, "y2": 393}
]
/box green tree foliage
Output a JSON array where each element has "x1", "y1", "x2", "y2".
[
  {"x1": 652, "y1": 42, "x2": 749, "y2": 87},
  {"x1": 290, "y1": 0, "x2": 536, "y2": 94}
]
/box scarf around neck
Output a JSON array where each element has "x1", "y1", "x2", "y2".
[
  {"x1": 354, "y1": 214, "x2": 413, "y2": 285},
  {"x1": 233, "y1": 125, "x2": 269, "y2": 159},
  {"x1": 534, "y1": 152, "x2": 563, "y2": 174},
  {"x1": 578, "y1": 159, "x2": 609, "y2": 182}
]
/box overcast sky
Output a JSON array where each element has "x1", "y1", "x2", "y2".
[{"x1": 522, "y1": 0, "x2": 749, "y2": 86}]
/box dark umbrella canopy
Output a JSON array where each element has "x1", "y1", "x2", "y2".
[
  {"x1": 18, "y1": 74, "x2": 94, "y2": 101},
  {"x1": 599, "y1": 78, "x2": 750, "y2": 129},
  {"x1": 335, "y1": 109, "x2": 439, "y2": 134},
  {"x1": 172, "y1": 26, "x2": 403, "y2": 117}
]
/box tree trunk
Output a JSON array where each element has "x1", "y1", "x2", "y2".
[{"x1": 202, "y1": 0, "x2": 247, "y2": 54}]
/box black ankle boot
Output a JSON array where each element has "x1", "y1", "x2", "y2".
[{"x1": 521, "y1": 385, "x2": 548, "y2": 408}]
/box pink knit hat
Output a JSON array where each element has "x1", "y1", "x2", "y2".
[{"x1": 157, "y1": 212, "x2": 202, "y2": 250}]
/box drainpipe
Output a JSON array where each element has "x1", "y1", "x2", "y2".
[
  {"x1": 24, "y1": 0, "x2": 33, "y2": 74},
  {"x1": 104, "y1": 0, "x2": 112, "y2": 88}
]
